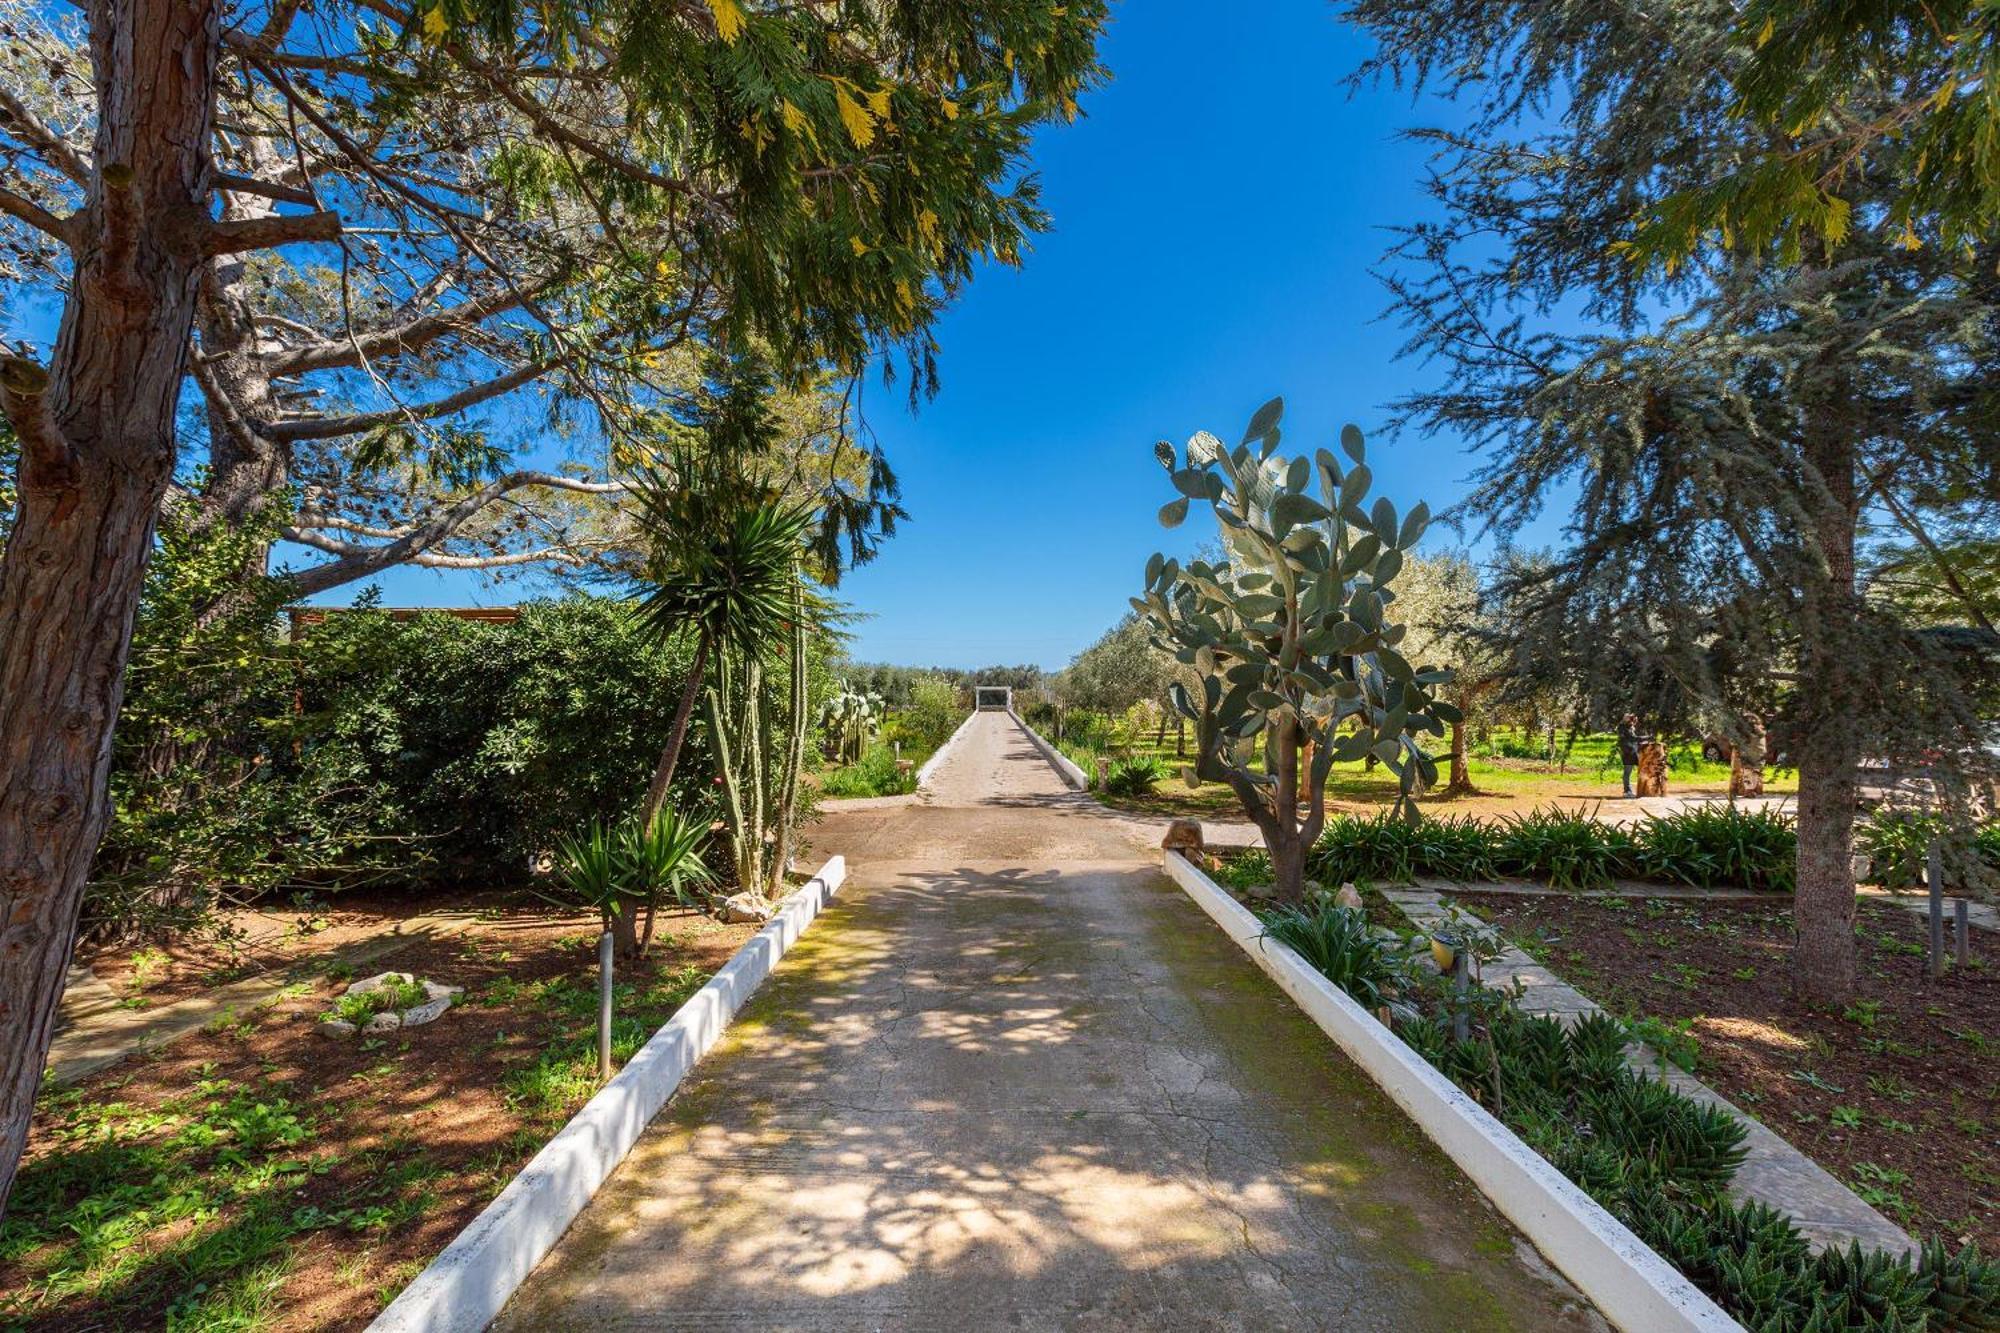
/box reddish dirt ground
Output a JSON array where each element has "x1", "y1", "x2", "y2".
[
  {"x1": 1461, "y1": 891, "x2": 1999, "y2": 1251},
  {"x1": 7, "y1": 900, "x2": 758, "y2": 1331},
  {"x1": 73, "y1": 885, "x2": 524, "y2": 1008}
]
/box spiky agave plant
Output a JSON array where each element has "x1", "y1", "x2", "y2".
[{"x1": 1135, "y1": 397, "x2": 1456, "y2": 903}]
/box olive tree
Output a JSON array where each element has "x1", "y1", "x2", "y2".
[{"x1": 1134, "y1": 398, "x2": 1455, "y2": 903}]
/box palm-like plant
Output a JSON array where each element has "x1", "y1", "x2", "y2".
[{"x1": 631, "y1": 469, "x2": 815, "y2": 825}]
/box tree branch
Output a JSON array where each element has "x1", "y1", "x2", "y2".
[
  {"x1": 264, "y1": 283, "x2": 537, "y2": 376},
  {"x1": 0, "y1": 85, "x2": 89, "y2": 185},
  {"x1": 0, "y1": 355, "x2": 75, "y2": 492},
  {"x1": 208, "y1": 208, "x2": 341, "y2": 254},
  {"x1": 267, "y1": 351, "x2": 565, "y2": 441},
  {"x1": 281, "y1": 468, "x2": 620, "y2": 595},
  {"x1": 213, "y1": 170, "x2": 318, "y2": 207},
  {"x1": 0, "y1": 185, "x2": 75, "y2": 244}
]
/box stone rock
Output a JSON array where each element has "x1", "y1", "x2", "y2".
[
  {"x1": 1334, "y1": 882, "x2": 1364, "y2": 911},
  {"x1": 719, "y1": 892, "x2": 774, "y2": 924},
  {"x1": 400, "y1": 992, "x2": 454, "y2": 1028},
  {"x1": 364, "y1": 1010, "x2": 403, "y2": 1033},
  {"x1": 316, "y1": 1018, "x2": 357, "y2": 1039},
  {"x1": 1160, "y1": 819, "x2": 1204, "y2": 854},
  {"x1": 346, "y1": 970, "x2": 415, "y2": 997}
]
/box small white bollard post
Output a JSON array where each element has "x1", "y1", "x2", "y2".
[{"x1": 597, "y1": 930, "x2": 615, "y2": 1081}]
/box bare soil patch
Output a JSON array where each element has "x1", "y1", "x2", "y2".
[{"x1": 1460, "y1": 891, "x2": 1999, "y2": 1251}]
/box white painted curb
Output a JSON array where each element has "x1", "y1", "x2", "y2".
[
  {"x1": 367, "y1": 856, "x2": 849, "y2": 1333},
  {"x1": 1161, "y1": 850, "x2": 1741, "y2": 1333},
  {"x1": 915, "y1": 711, "x2": 978, "y2": 789},
  {"x1": 1009, "y1": 709, "x2": 1088, "y2": 790}
]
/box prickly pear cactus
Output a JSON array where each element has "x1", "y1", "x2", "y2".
[{"x1": 1133, "y1": 396, "x2": 1458, "y2": 901}]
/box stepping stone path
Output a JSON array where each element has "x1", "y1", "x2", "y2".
[{"x1": 495, "y1": 712, "x2": 1606, "y2": 1331}]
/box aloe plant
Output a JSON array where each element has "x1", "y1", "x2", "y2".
[{"x1": 1135, "y1": 397, "x2": 1455, "y2": 903}]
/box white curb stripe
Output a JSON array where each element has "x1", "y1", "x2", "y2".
[
  {"x1": 915, "y1": 711, "x2": 978, "y2": 789},
  {"x1": 1161, "y1": 850, "x2": 1741, "y2": 1333},
  {"x1": 367, "y1": 855, "x2": 848, "y2": 1333}
]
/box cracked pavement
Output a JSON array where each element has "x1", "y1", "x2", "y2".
[{"x1": 494, "y1": 712, "x2": 1604, "y2": 1332}]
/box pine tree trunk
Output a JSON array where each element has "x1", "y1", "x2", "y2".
[
  {"x1": 641, "y1": 632, "x2": 710, "y2": 826},
  {"x1": 1790, "y1": 413, "x2": 1862, "y2": 1006},
  {"x1": 0, "y1": 0, "x2": 224, "y2": 1219}
]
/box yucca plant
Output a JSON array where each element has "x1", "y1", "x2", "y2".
[
  {"x1": 556, "y1": 820, "x2": 626, "y2": 941},
  {"x1": 1100, "y1": 755, "x2": 1169, "y2": 796}
]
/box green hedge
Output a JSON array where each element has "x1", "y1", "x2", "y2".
[{"x1": 1311, "y1": 807, "x2": 1800, "y2": 893}]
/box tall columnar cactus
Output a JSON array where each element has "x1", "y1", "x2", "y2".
[{"x1": 1135, "y1": 397, "x2": 1458, "y2": 903}]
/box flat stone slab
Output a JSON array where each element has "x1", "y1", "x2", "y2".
[{"x1": 1383, "y1": 885, "x2": 1917, "y2": 1258}]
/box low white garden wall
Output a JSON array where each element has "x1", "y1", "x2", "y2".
[
  {"x1": 915, "y1": 710, "x2": 979, "y2": 789},
  {"x1": 368, "y1": 856, "x2": 849, "y2": 1333},
  {"x1": 1009, "y1": 709, "x2": 1088, "y2": 790},
  {"x1": 1160, "y1": 849, "x2": 1740, "y2": 1333}
]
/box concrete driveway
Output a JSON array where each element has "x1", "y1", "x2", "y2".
[{"x1": 494, "y1": 712, "x2": 1603, "y2": 1331}]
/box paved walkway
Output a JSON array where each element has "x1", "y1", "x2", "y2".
[{"x1": 496, "y1": 713, "x2": 1602, "y2": 1331}]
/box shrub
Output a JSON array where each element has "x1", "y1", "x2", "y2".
[
  {"x1": 302, "y1": 597, "x2": 776, "y2": 883},
  {"x1": 1311, "y1": 811, "x2": 1423, "y2": 884},
  {"x1": 321, "y1": 976, "x2": 427, "y2": 1028},
  {"x1": 819, "y1": 743, "x2": 918, "y2": 798},
  {"x1": 1212, "y1": 848, "x2": 1273, "y2": 891},
  {"x1": 1855, "y1": 808, "x2": 1945, "y2": 891},
  {"x1": 1979, "y1": 823, "x2": 2000, "y2": 868},
  {"x1": 1100, "y1": 755, "x2": 1169, "y2": 796},
  {"x1": 896, "y1": 674, "x2": 964, "y2": 750},
  {"x1": 1632, "y1": 806, "x2": 1796, "y2": 894}
]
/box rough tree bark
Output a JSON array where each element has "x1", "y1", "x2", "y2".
[
  {"x1": 1790, "y1": 419, "x2": 1864, "y2": 1006},
  {"x1": 0, "y1": 0, "x2": 225, "y2": 1218}
]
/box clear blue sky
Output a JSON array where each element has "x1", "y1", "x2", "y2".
[{"x1": 312, "y1": 2, "x2": 1557, "y2": 668}]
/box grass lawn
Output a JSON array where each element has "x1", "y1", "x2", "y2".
[
  {"x1": 1066, "y1": 723, "x2": 1799, "y2": 821},
  {"x1": 1463, "y1": 892, "x2": 1998, "y2": 1251},
  {"x1": 0, "y1": 895, "x2": 758, "y2": 1332}
]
